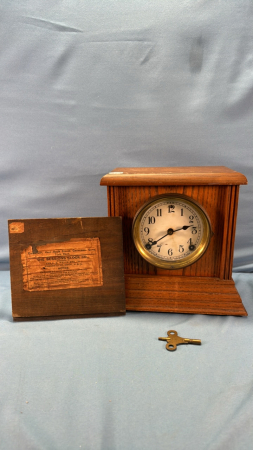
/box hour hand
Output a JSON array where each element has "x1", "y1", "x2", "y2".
[{"x1": 173, "y1": 225, "x2": 192, "y2": 232}]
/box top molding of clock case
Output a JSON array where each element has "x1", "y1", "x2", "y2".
[{"x1": 100, "y1": 166, "x2": 247, "y2": 186}]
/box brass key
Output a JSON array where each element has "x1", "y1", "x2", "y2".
[{"x1": 158, "y1": 330, "x2": 201, "y2": 351}]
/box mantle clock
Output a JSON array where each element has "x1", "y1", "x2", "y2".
[{"x1": 100, "y1": 166, "x2": 247, "y2": 316}]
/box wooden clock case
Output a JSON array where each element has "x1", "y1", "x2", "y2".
[{"x1": 100, "y1": 166, "x2": 248, "y2": 316}]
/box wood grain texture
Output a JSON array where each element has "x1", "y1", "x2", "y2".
[
  {"x1": 125, "y1": 275, "x2": 247, "y2": 316},
  {"x1": 107, "y1": 184, "x2": 230, "y2": 278},
  {"x1": 100, "y1": 166, "x2": 248, "y2": 186},
  {"x1": 226, "y1": 186, "x2": 240, "y2": 279},
  {"x1": 8, "y1": 217, "x2": 126, "y2": 320},
  {"x1": 102, "y1": 167, "x2": 247, "y2": 315}
]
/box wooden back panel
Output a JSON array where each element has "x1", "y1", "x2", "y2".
[{"x1": 9, "y1": 217, "x2": 126, "y2": 319}]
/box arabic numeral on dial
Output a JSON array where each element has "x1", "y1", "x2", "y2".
[
  {"x1": 181, "y1": 208, "x2": 184, "y2": 216},
  {"x1": 179, "y1": 245, "x2": 184, "y2": 253},
  {"x1": 148, "y1": 216, "x2": 155, "y2": 224},
  {"x1": 144, "y1": 227, "x2": 150, "y2": 235},
  {"x1": 168, "y1": 205, "x2": 175, "y2": 213},
  {"x1": 189, "y1": 215, "x2": 194, "y2": 224},
  {"x1": 192, "y1": 227, "x2": 197, "y2": 234},
  {"x1": 168, "y1": 248, "x2": 173, "y2": 256}
]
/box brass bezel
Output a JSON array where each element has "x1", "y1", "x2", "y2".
[{"x1": 132, "y1": 194, "x2": 212, "y2": 270}]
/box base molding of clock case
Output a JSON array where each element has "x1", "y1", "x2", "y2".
[{"x1": 125, "y1": 275, "x2": 247, "y2": 316}]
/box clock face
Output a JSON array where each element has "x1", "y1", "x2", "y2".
[{"x1": 132, "y1": 194, "x2": 212, "y2": 269}]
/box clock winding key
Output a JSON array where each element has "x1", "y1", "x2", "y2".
[{"x1": 158, "y1": 330, "x2": 201, "y2": 351}]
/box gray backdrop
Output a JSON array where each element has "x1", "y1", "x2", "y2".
[
  {"x1": 0, "y1": 1, "x2": 252, "y2": 271},
  {"x1": 1, "y1": 3, "x2": 253, "y2": 450}
]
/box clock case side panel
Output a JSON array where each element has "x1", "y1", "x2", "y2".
[{"x1": 220, "y1": 185, "x2": 240, "y2": 280}]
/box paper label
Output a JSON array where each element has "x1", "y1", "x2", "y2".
[
  {"x1": 9, "y1": 222, "x2": 24, "y2": 233},
  {"x1": 21, "y1": 238, "x2": 103, "y2": 291}
]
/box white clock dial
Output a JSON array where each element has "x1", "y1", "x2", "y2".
[{"x1": 132, "y1": 194, "x2": 212, "y2": 269}]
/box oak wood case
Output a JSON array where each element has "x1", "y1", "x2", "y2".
[{"x1": 100, "y1": 166, "x2": 247, "y2": 316}]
